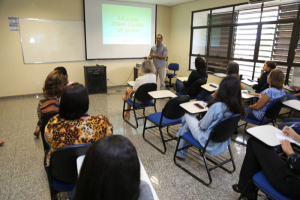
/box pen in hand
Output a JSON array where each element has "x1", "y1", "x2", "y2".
[{"x1": 290, "y1": 123, "x2": 298, "y2": 128}]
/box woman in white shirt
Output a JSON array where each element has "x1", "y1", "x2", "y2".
[{"x1": 122, "y1": 60, "x2": 156, "y2": 119}]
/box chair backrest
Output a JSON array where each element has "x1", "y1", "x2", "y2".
[
  {"x1": 162, "y1": 95, "x2": 190, "y2": 120},
  {"x1": 168, "y1": 63, "x2": 179, "y2": 71},
  {"x1": 188, "y1": 78, "x2": 207, "y2": 96},
  {"x1": 41, "y1": 111, "x2": 59, "y2": 152},
  {"x1": 264, "y1": 96, "x2": 286, "y2": 120},
  {"x1": 256, "y1": 82, "x2": 269, "y2": 93},
  {"x1": 134, "y1": 83, "x2": 157, "y2": 103},
  {"x1": 209, "y1": 113, "x2": 242, "y2": 143},
  {"x1": 49, "y1": 143, "x2": 92, "y2": 183}
]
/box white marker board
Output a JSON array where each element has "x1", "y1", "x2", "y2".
[{"x1": 19, "y1": 18, "x2": 85, "y2": 64}]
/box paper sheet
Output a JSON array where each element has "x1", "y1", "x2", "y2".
[{"x1": 275, "y1": 133, "x2": 300, "y2": 146}]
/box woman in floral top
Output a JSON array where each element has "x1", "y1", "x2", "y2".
[{"x1": 45, "y1": 83, "x2": 113, "y2": 165}]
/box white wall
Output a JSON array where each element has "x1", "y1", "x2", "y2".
[
  {"x1": 0, "y1": 0, "x2": 170, "y2": 97},
  {"x1": 0, "y1": 0, "x2": 249, "y2": 97}
]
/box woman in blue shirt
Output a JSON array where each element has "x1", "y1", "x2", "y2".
[
  {"x1": 246, "y1": 69, "x2": 286, "y2": 122},
  {"x1": 175, "y1": 75, "x2": 247, "y2": 158}
]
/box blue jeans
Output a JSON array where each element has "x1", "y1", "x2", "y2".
[
  {"x1": 197, "y1": 90, "x2": 213, "y2": 101},
  {"x1": 175, "y1": 114, "x2": 199, "y2": 158},
  {"x1": 175, "y1": 80, "x2": 185, "y2": 94},
  {"x1": 286, "y1": 92, "x2": 300, "y2": 101},
  {"x1": 278, "y1": 118, "x2": 300, "y2": 135}
]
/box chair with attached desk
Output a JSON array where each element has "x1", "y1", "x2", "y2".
[
  {"x1": 143, "y1": 95, "x2": 190, "y2": 154},
  {"x1": 166, "y1": 63, "x2": 179, "y2": 89},
  {"x1": 123, "y1": 83, "x2": 157, "y2": 128},
  {"x1": 45, "y1": 143, "x2": 92, "y2": 200},
  {"x1": 177, "y1": 78, "x2": 207, "y2": 100},
  {"x1": 174, "y1": 113, "x2": 242, "y2": 185},
  {"x1": 238, "y1": 171, "x2": 294, "y2": 200}
]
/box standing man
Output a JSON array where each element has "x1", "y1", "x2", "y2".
[{"x1": 149, "y1": 34, "x2": 168, "y2": 90}]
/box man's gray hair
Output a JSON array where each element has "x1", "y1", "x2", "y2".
[
  {"x1": 157, "y1": 34, "x2": 163, "y2": 39},
  {"x1": 140, "y1": 60, "x2": 156, "y2": 75}
]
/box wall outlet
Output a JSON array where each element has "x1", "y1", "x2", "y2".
[
  {"x1": 107, "y1": 77, "x2": 109, "y2": 81},
  {"x1": 37, "y1": 82, "x2": 41, "y2": 87}
]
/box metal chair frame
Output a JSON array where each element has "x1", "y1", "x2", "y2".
[
  {"x1": 123, "y1": 83, "x2": 157, "y2": 128},
  {"x1": 173, "y1": 113, "x2": 242, "y2": 185},
  {"x1": 166, "y1": 63, "x2": 179, "y2": 89},
  {"x1": 143, "y1": 96, "x2": 190, "y2": 154}
]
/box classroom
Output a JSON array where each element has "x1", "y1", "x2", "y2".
[{"x1": 1, "y1": 0, "x2": 300, "y2": 199}]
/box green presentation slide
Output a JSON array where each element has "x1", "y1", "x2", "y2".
[{"x1": 102, "y1": 4, "x2": 152, "y2": 45}]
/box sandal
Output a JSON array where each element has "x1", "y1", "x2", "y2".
[
  {"x1": 33, "y1": 126, "x2": 40, "y2": 137},
  {"x1": 124, "y1": 112, "x2": 130, "y2": 120},
  {"x1": 232, "y1": 184, "x2": 242, "y2": 193},
  {"x1": 0, "y1": 141, "x2": 4, "y2": 145}
]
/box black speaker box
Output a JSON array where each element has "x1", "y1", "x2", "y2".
[{"x1": 84, "y1": 65, "x2": 107, "y2": 94}]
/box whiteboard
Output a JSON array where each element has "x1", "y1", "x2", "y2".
[{"x1": 19, "y1": 18, "x2": 85, "y2": 64}]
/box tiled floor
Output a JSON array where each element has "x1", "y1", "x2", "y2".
[{"x1": 0, "y1": 87, "x2": 293, "y2": 200}]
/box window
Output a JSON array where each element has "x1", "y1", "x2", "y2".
[{"x1": 190, "y1": 0, "x2": 300, "y2": 84}]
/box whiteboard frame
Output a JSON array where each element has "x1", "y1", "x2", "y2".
[{"x1": 19, "y1": 18, "x2": 86, "y2": 64}]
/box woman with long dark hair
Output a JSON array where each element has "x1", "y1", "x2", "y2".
[
  {"x1": 44, "y1": 83, "x2": 113, "y2": 165},
  {"x1": 175, "y1": 76, "x2": 247, "y2": 158},
  {"x1": 175, "y1": 56, "x2": 208, "y2": 95},
  {"x1": 73, "y1": 135, "x2": 154, "y2": 200}
]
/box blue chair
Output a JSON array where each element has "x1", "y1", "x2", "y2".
[
  {"x1": 243, "y1": 97, "x2": 286, "y2": 132},
  {"x1": 123, "y1": 83, "x2": 157, "y2": 128},
  {"x1": 177, "y1": 78, "x2": 207, "y2": 100},
  {"x1": 174, "y1": 113, "x2": 242, "y2": 185},
  {"x1": 238, "y1": 171, "x2": 294, "y2": 200},
  {"x1": 143, "y1": 95, "x2": 190, "y2": 154},
  {"x1": 166, "y1": 63, "x2": 179, "y2": 89},
  {"x1": 45, "y1": 143, "x2": 92, "y2": 200}
]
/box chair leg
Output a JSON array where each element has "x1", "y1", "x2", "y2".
[
  {"x1": 159, "y1": 127, "x2": 167, "y2": 154},
  {"x1": 288, "y1": 110, "x2": 292, "y2": 118},
  {"x1": 153, "y1": 101, "x2": 157, "y2": 113},
  {"x1": 143, "y1": 118, "x2": 168, "y2": 154},
  {"x1": 122, "y1": 101, "x2": 139, "y2": 129},
  {"x1": 173, "y1": 137, "x2": 212, "y2": 186},
  {"x1": 201, "y1": 154, "x2": 213, "y2": 185}
]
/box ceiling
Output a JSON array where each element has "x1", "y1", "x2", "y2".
[{"x1": 110, "y1": 0, "x2": 198, "y2": 7}]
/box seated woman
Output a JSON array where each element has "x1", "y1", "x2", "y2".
[
  {"x1": 175, "y1": 76, "x2": 246, "y2": 158},
  {"x1": 232, "y1": 128, "x2": 300, "y2": 200},
  {"x1": 241, "y1": 61, "x2": 277, "y2": 93},
  {"x1": 197, "y1": 62, "x2": 239, "y2": 102},
  {"x1": 72, "y1": 135, "x2": 154, "y2": 200},
  {"x1": 34, "y1": 70, "x2": 67, "y2": 137},
  {"x1": 45, "y1": 83, "x2": 113, "y2": 165},
  {"x1": 122, "y1": 60, "x2": 156, "y2": 120},
  {"x1": 175, "y1": 56, "x2": 208, "y2": 95},
  {"x1": 245, "y1": 69, "x2": 286, "y2": 122}
]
